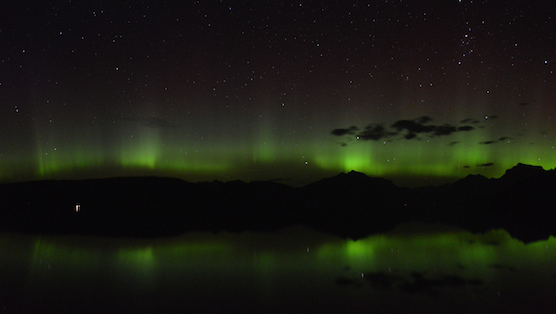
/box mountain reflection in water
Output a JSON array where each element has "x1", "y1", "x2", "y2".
[{"x1": 1, "y1": 223, "x2": 555, "y2": 313}]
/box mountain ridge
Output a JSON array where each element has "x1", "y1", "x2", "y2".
[{"x1": 0, "y1": 163, "x2": 554, "y2": 243}]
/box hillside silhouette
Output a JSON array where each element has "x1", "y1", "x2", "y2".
[{"x1": 0, "y1": 163, "x2": 554, "y2": 242}]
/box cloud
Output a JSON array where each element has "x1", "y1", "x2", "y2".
[
  {"x1": 392, "y1": 117, "x2": 435, "y2": 134},
  {"x1": 331, "y1": 126, "x2": 359, "y2": 136},
  {"x1": 358, "y1": 124, "x2": 398, "y2": 141},
  {"x1": 479, "y1": 137, "x2": 512, "y2": 145},
  {"x1": 332, "y1": 116, "x2": 480, "y2": 144},
  {"x1": 433, "y1": 124, "x2": 458, "y2": 136},
  {"x1": 479, "y1": 140, "x2": 496, "y2": 145},
  {"x1": 477, "y1": 163, "x2": 494, "y2": 167},
  {"x1": 460, "y1": 118, "x2": 480, "y2": 124},
  {"x1": 457, "y1": 126, "x2": 474, "y2": 131},
  {"x1": 391, "y1": 117, "x2": 475, "y2": 139}
]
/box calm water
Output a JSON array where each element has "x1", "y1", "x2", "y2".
[{"x1": 1, "y1": 223, "x2": 555, "y2": 313}]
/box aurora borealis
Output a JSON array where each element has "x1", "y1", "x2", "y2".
[
  {"x1": 1, "y1": 1, "x2": 555, "y2": 186},
  {"x1": 2, "y1": 226, "x2": 555, "y2": 312}
]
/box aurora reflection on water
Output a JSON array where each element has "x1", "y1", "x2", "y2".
[{"x1": 1, "y1": 224, "x2": 555, "y2": 313}]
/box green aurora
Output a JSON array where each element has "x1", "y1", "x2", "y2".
[
  {"x1": 1, "y1": 1, "x2": 554, "y2": 187},
  {"x1": 3, "y1": 110, "x2": 555, "y2": 187},
  {"x1": 2, "y1": 226, "x2": 551, "y2": 312}
]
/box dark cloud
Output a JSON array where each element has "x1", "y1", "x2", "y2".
[
  {"x1": 457, "y1": 126, "x2": 474, "y2": 131},
  {"x1": 332, "y1": 115, "x2": 484, "y2": 145},
  {"x1": 391, "y1": 117, "x2": 474, "y2": 139},
  {"x1": 434, "y1": 124, "x2": 458, "y2": 136},
  {"x1": 391, "y1": 119, "x2": 435, "y2": 134},
  {"x1": 479, "y1": 140, "x2": 495, "y2": 145},
  {"x1": 331, "y1": 126, "x2": 359, "y2": 136},
  {"x1": 463, "y1": 165, "x2": 471, "y2": 169},
  {"x1": 359, "y1": 124, "x2": 398, "y2": 141},
  {"x1": 518, "y1": 102, "x2": 529, "y2": 106},
  {"x1": 477, "y1": 163, "x2": 494, "y2": 167},
  {"x1": 461, "y1": 118, "x2": 482, "y2": 124},
  {"x1": 448, "y1": 141, "x2": 460, "y2": 146},
  {"x1": 479, "y1": 137, "x2": 512, "y2": 145}
]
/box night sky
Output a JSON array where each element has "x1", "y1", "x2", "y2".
[{"x1": 1, "y1": 1, "x2": 555, "y2": 187}]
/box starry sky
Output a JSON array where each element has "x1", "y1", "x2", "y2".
[{"x1": 1, "y1": 1, "x2": 555, "y2": 187}]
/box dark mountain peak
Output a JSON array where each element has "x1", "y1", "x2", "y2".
[
  {"x1": 501, "y1": 163, "x2": 547, "y2": 182},
  {"x1": 334, "y1": 170, "x2": 374, "y2": 181},
  {"x1": 445, "y1": 173, "x2": 490, "y2": 188},
  {"x1": 510, "y1": 162, "x2": 544, "y2": 171},
  {"x1": 1, "y1": 164, "x2": 556, "y2": 242},
  {"x1": 460, "y1": 173, "x2": 489, "y2": 183},
  {"x1": 339, "y1": 170, "x2": 384, "y2": 181},
  {"x1": 303, "y1": 170, "x2": 397, "y2": 192},
  {"x1": 434, "y1": 173, "x2": 491, "y2": 195}
]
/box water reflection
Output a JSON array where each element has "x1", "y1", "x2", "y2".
[{"x1": 1, "y1": 224, "x2": 555, "y2": 313}]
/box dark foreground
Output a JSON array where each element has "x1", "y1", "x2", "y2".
[{"x1": 0, "y1": 163, "x2": 555, "y2": 243}]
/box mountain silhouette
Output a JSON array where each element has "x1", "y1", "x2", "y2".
[
  {"x1": 0, "y1": 163, "x2": 554, "y2": 242},
  {"x1": 501, "y1": 163, "x2": 548, "y2": 182},
  {"x1": 299, "y1": 170, "x2": 408, "y2": 238}
]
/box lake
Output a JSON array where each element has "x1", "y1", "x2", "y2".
[{"x1": 1, "y1": 223, "x2": 555, "y2": 313}]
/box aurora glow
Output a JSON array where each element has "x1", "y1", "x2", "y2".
[
  {"x1": 21, "y1": 226, "x2": 556, "y2": 288},
  {"x1": 2, "y1": 225, "x2": 555, "y2": 312},
  {"x1": 0, "y1": 2, "x2": 555, "y2": 186}
]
